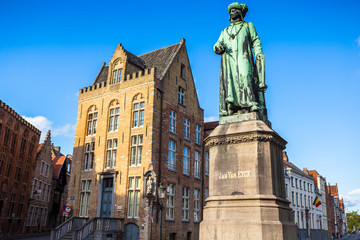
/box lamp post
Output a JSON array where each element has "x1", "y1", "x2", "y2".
[{"x1": 158, "y1": 183, "x2": 166, "y2": 240}]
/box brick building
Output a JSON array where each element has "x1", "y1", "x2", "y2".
[
  {"x1": 26, "y1": 130, "x2": 53, "y2": 233},
  {"x1": 49, "y1": 146, "x2": 71, "y2": 228},
  {"x1": 0, "y1": 100, "x2": 41, "y2": 237},
  {"x1": 326, "y1": 183, "x2": 336, "y2": 237},
  {"x1": 327, "y1": 184, "x2": 347, "y2": 236},
  {"x1": 67, "y1": 39, "x2": 206, "y2": 240}
]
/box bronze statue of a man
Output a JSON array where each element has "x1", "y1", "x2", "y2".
[{"x1": 214, "y1": 2, "x2": 267, "y2": 117}]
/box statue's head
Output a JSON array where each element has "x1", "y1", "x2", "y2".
[{"x1": 228, "y1": 2, "x2": 248, "y2": 22}]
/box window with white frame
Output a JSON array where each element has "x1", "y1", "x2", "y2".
[
  {"x1": 27, "y1": 205, "x2": 33, "y2": 226},
  {"x1": 128, "y1": 176, "x2": 141, "y2": 218},
  {"x1": 183, "y1": 146, "x2": 190, "y2": 175},
  {"x1": 84, "y1": 142, "x2": 95, "y2": 171},
  {"x1": 291, "y1": 177, "x2": 294, "y2": 187},
  {"x1": 31, "y1": 179, "x2": 37, "y2": 198},
  {"x1": 109, "y1": 107, "x2": 120, "y2": 132},
  {"x1": 205, "y1": 152, "x2": 209, "y2": 176},
  {"x1": 79, "y1": 180, "x2": 91, "y2": 217},
  {"x1": 45, "y1": 163, "x2": 49, "y2": 177},
  {"x1": 169, "y1": 110, "x2": 176, "y2": 133},
  {"x1": 300, "y1": 180, "x2": 302, "y2": 189},
  {"x1": 195, "y1": 124, "x2": 201, "y2": 144},
  {"x1": 182, "y1": 187, "x2": 189, "y2": 221},
  {"x1": 296, "y1": 193, "x2": 299, "y2": 206},
  {"x1": 106, "y1": 139, "x2": 117, "y2": 168},
  {"x1": 47, "y1": 184, "x2": 51, "y2": 202},
  {"x1": 194, "y1": 151, "x2": 200, "y2": 179},
  {"x1": 194, "y1": 189, "x2": 200, "y2": 222},
  {"x1": 37, "y1": 181, "x2": 42, "y2": 200},
  {"x1": 178, "y1": 87, "x2": 185, "y2": 105},
  {"x1": 285, "y1": 184, "x2": 288, "y2": 198},
  {"x1": 112, "y1": 69, "x2": 123, "y2": 84},
  {"x1": 166, "y1": 184, "x2": 175, "y2": 220},
  {"x1": 292, "y1": 191, "x2": 295, "y2": 206},
  {"x1": 168, "y1": 140, "x2": 176, "y2": 171},
  {"x1": 42, "y1": 183, "x2": 46, "y2": 201},
  {"x1": 130, "y1": 135, "x2": 143, "y2": 166},
  {"x1": 132, "y1": 102, "x2": 145, "y2": 128},
  {"x1": 184, "y1": 118, "x2": 190, "y2": 140},
  {"x1": 300, "y1": 194, "x2": 303, "y2": 207},
  {"x1": 87, "y1": 112, "x2": 98, "y2": 136},
  {"x1": 32, "y1": 206, "x2": 38, "y2": 226}
]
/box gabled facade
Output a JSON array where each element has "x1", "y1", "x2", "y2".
[
  {"x1": 68, "y1": 39, "x2": 205, "y2": 240},
  {"x1": 26, "y1": 130, "x2": 53, "y2": 233},
  {"x1": 49, "y1": 146, "x2": 71, "y2": 228},
  {"x1": 0, "y1": 100, "x2": 41, "y2": 237}
]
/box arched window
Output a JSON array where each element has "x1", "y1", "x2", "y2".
[
  {"x1": 132, "y1": 93, "x2": 145, "y2": 128},
  {"x1": 112, "y1": 59, "x2": 123, "y2": 84},
  {"x1": 108, "y1": 100, "x2": 120, "y2": 132},
  {"x1": 87, "y1": 106, "x2": 97, "y2": 136}
]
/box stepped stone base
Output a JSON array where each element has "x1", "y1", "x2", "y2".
[{"x1": 199, "y1": 119, "x2": 298, "y2": 240}]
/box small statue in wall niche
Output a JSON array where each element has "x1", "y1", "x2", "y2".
[{"x1": 146, "y1": 177, "x2": 154, "y2": 198}]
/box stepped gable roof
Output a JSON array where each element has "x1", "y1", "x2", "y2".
[
  {"x1": 139, "y1": 42, "x2": 182, "y2": 80},
  {"x1": 93, "y1": 63, "x2": 109, "y2": 85},
  {"x1": 92, "y1": 42, "x2": 182, "y2": 84},
  {"x1": 328, "y1": 185, "x2": 339, "y2": 197}
]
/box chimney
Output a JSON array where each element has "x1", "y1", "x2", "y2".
[
  {"x1": 303, "y1": 168, "x2": 308, "y2": 174},
  {"x1": 282, "y1": 151, "x2": 289, "y2": 162}
]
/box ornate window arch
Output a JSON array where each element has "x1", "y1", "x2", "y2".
[
  {"x1": 132, "y1": 93, "x2": 145, "y2": 128},
  {"x1": 111, "y1": 58, "x2": 123, "y2": 84},
  {"x1": 108, "y1": 100, "x2": 120, "y2": 132},
  {"x1": 87, "y1": 105, "x2": 98, "y2": 136}
]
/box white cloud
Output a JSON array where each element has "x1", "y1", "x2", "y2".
[
  {"x1": 341, "y1": 188, "x2": 360, "y2": 209},
  {"x1": 23, "y1": 115, "x2": 75, "y2": 141},
  {"x1": 357, "y1": 36, "x2": 360, "y2": 47},
  {"x1": 348, "y1": 188, "x2": 360, "y2": 196},
  {"x1": 204, "y1": 116, "x2": 218, "y2": 122}
]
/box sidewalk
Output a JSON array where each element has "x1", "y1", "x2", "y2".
[{"x1": 2, "y1": 231, "x2": 51, "y2": 240}]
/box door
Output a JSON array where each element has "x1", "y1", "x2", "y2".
[
  {"x1": 100, "y1": 177, "x2": 113, "y2": 217},
  {"x1": 125, "y1": 223, "x2": 139, "y2": 240}
]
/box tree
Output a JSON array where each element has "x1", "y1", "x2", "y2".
[{"x1": 347, "y1": 210, "x2": 360, "y2": 233}]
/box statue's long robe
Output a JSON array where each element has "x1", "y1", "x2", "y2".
[{"x1": 214, "y1": 21, "x2": 263, "y2": 115}]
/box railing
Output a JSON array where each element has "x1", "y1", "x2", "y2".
[
  {"x1": 50, "y1": 217, "x2": 88, "y2": 240},
  {"x1": 74, "y1": 217, "x2": 124, "y2": 240}
]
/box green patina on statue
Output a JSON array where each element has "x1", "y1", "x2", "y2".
[{"x1": 214, "y1": 2, "x2": 267, "y2": 117}]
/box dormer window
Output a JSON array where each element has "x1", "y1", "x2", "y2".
[{"x1": 112, "y1": 69, "x2": 123, "y2": 84}]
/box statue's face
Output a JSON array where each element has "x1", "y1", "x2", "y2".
[{"x1": 230, "y1": 8, "x2": 242, "y2": 21}]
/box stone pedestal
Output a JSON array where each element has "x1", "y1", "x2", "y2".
[{"x1": 199, "y1": 118, "x2": 298, "y2": 240}]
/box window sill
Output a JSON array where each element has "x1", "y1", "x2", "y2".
[
  {"x1": 181, "y1": 220, "x2": 190, "y2": 223},
  {"x1": 166, "y1": 219, "x2": 175, "y2": 222},
  {"x1": 131, "y1": 126, "x2": 144, "y2": 129},
  {"x1": 168, "y1": 169, "x2": 176, "y2": 173},
  {"x1": 178, "y1": 103, "x2": 186, "y2": 108},
  {"x1": 184, "y1": 138, "x2": 191, "y2": 143},
  {"x1": 169, "y1": 131, "x2": 177, "y2": 135},
  {"x1": 183, "y1": 173, "x2": 190, "y2": 177},
  {"x1": 130, "y1": 165, "x2": 142, "y2": 167}
]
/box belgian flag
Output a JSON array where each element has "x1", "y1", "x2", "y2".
[{"x1": 313, "y1": 196, "x2": 322, "y2": 207}]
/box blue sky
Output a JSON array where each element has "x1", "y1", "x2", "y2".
[{"x1": 1, "y1": 0, "x2": 360, "y2": 211}]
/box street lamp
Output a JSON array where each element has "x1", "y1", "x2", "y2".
[{"x1": 158, "y1": 183, "x2": 166, "y2": 240}]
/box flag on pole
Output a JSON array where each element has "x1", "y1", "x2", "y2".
[{"x1": 313, "y1": 196, "x2": 322, "y2": 207}]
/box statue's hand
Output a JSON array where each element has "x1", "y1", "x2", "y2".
[
  {"x1": 258, "y1": 84, "x2": 268, "y2": 91},
  {"x1": 214, "y1": 45, "x2": 225, "y2": 55},
  {"x1": 256, "y1": 54, "x2": 264, "y2": 60}
]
